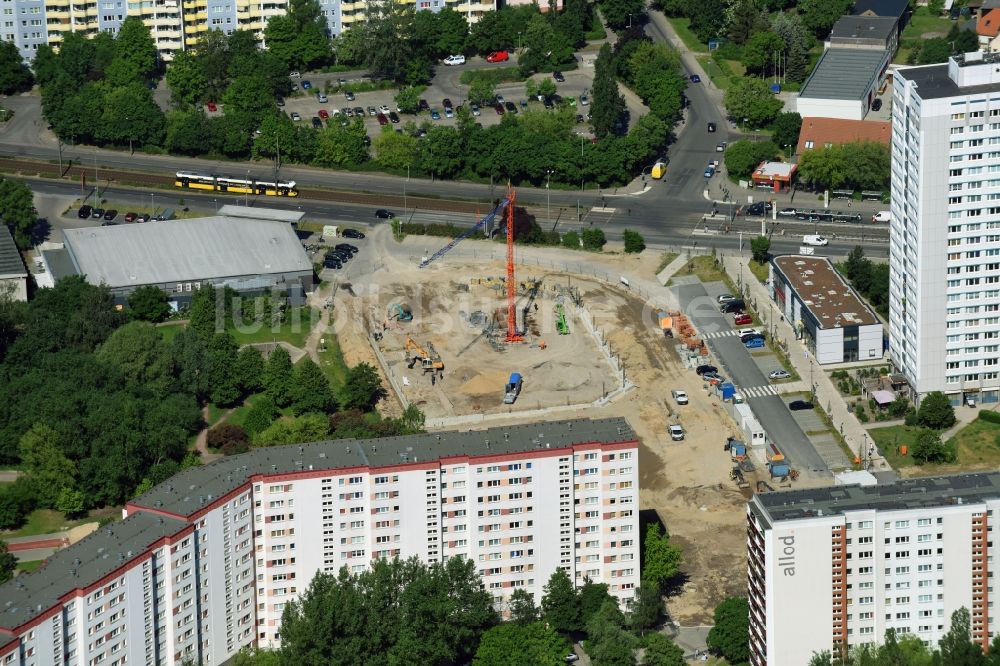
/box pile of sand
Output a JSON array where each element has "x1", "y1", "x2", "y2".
[{"x1": 459, "y1": 369, "x2": 509, "y2": 395}]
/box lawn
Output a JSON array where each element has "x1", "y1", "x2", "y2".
[
  {"x1": 227, "y1": 305, "x2": 320, "y2": 349},
  {"x1": 747, "y1": 259, "x2": 769, "y2": 283},
  {"x1": 665, "y1": 16, "x2": 707, "y2": 53},
  {"x1": 1, "y1": 507, "x2": 119, "y2": 540},
  {"x1": 695, "y1": 55, "x2": 744, "y2": 90},
  {"x1": 656, "y1": 251, "x2": 680, "y2": 276},
  {"x1": 946, "y1": 417, "x2": 1000, "y2": 467},
  {"x1": 674, "y1": 255, "x2": 727, "y2": 284},
  {"x1": 16, "y1": 560, "x2": 44, "y2": 573},
  {"x1": 318, "y1": 332, "x2": 350, "y2": 391},
  {"x1": 902, "y1": 7, "x2": 953, "y2": 40},
  {"x1": 870, "y1": 425, "x2": 925, "y2": 468},
  {"x1": 157, "y1": 321, "x2": 186, "y2": 342},
  {"x1": 206, "y1": 403, "x2": 227, "y2": 427}
]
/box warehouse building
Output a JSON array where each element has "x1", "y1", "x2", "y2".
[
  {"x1": 44, "y1": 210, "x2": 313, "y2": 308},
  {"x1": 0, "y1": 226, "x2": 26, "y2": 302},
  {"x1": 770, "y1": 255, "x2": 883, "y2": 364},
  {"x1": 797, "y1": 48, "x2": 891, "y2": 120},
  {"x1": 0, "y1": 418, "x2": 640, "y2": 665},
  {"x1": 748, "y1": 472, "x2": 1000, "y2": 665}
]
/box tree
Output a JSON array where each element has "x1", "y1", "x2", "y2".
[
  {"x1": 726, "y1": 0, "x2": 769, "y2": 44},
  {"x1": 629, "y1": 580, "x2": 663, "y2": 634},
  {"x1": 473, "y1": 622, "x2": 570, "y2": 666},
  {"x1": 796, "y1": 142, "x2": 890, "y2": 191},
  {"x1": 685, "y1": 0, "x2": 726, "y2": 43},
  {"x1": 580, "y1": 579, "x2": 615, "y2": 627},
  {"x1": 374, "y1": 126, "x2": 419, "y2": 169},
  {"x1": 641, "y1": 633, "x2": 684, "y2": 666},
  {"x1": 128, "y1": 285, "x2": 171, "y2": 323},
  {"x1": 19, "y1": 423, "x2": 76, "y2": 509},
  {"x1": 114, "y1": 16, "x2": 157, "y2": 81},
  {"x1": 706, "y1": 597, "x2": 749, "y2": 665},
  {"x1": 420, "y1": 127, "x2": 465, "y2": 178},
  {"x1": 208, "y1": 332, "x2": 241, "y2": 406},
  {"x1": 917, "y1": 391, "x2": 956, "y2": 430},
  {"x1": 291, "y1": 358, "x2": 335, "y2": 414},
  {"x1": 917, "y1": 37, "x2": 951, "y2": 65},
  {"x1": 96, "y1": 82, "x2": 166, "y2": 148},
  {"x1": 339, "y1": 362, "x2": 385, "y2": 411},
  {"x1": 519, "y1": 13, "x2": 574, "y2": 74},
  {"x1": 724, "y1": 77, "x2": 784, "y2": 128},
  {"x1": 254, "y1": 412, "x2": 330, "y2": 446},
  {"x1": 751, "y1": 235, "x2": 771, "y2": 264},
  {"x1": 949, "y1": 23, "x2": 979, "y2": 55},
  {"x1": 235, "y1": 346, "x2": 264, "y2": 395},
  {"x1": 361, "y1": 0, "x2": 416, "y2": 82},
  {"x1": 56, "y1": 487, "x2": 86, "y2": 517},
  {"x1": 598, "y1": 0, "x2": 644, "y2": 30},
  {"x1": 0, "y1": 541, "x2": 16, "y2": 584},
  {"x1": 95, "y1": 321, "x2": 174, "y2": 397},
  {"x1": 395, "y1": 85, "x2": 422, "y2": 115},
  {"x1": 798, "y1": 0, "x2": 853, "y2": 38},
  {"x1": 581, "y1": 228, "x2": 607, "y2": 251},
  {"x1": 911, "y1": 429, "x2": 955, "y2": 464},
  {"x1": 243, "y1": 394, "x2": 278, "y2": 436},
  {"x1": 587, "y1": 599, "x2": 636, "y2": 666},
  {"x1": 207, "y1": 423, "x2": 250, "y2": 455},
  {"x1": 770, "y1": 112, "x2": 802, "y2": 151},
  {"x1": 0, "y1": 41, "x2": 32, "y2": 94},
  {"x1": 724, "y1": 139, "x2": 779, "y2": 179},
  {"x1": 165, "y1": 110, "x2": 213, "y2": 156},
  {"x1": 591, "y1": 44, "x2": 626, "y2": 138},
  {"x1": 508, "y1": 588, "x2": 539, "y2": 625},
  {"x1": 642, "y1": 523, "x2": 682, "y2": 590},
  {"x1": 622, "y1": 229, "x2": 645, "y2": 253},
  {"x1": 938, "y1": 608, "x2": 987, "y2": 666},
  {"x1": 264, "y1": 0, "x2": 330, "y2": 70},
  {"x1": 469, "y1": 78, "x2": 496, "y2": 106},
  {"x1": 222, "y1": 74, "x2": 277, "y2": 125},
  {"x1": 541, "y1": 568, "x2": 580, "y2": 633},
  {"x1": 0, "y1": 177, "x2": 38, "y2": 249},
  {"x1": 263, "y1": 345, "x2": 294, "y2": 407},
  {"x1": 166, "y1": 50, "x2": 208, "y2": 108},
  {"x1": 313, "y1": 118, "x2": 368, "y2": 167}
]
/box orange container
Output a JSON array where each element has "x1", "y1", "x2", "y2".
[{"x1": 901, "y1": 445, "x2": 908, "y2": 456}]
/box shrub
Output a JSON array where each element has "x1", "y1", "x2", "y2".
[
  {"x1": 581, "y1": 228, "x2": 607, "y2": 252},
  {"x1": 207, "y1": 424, "x2": 250, "y2": 456},
  {"x1": 622, "y1": 229, "x2": 645, "y2": 253},
  {"x1": 979, "y1": 410, "x2": 1000, "y2": 425},
  {"x1": 911, "y1": 430, "x2": 956, "y2": 464},
  {"x1": 561, "y1": 231, "x2": 581, "y2": 249},
  {"x1": 904, "y1": 408, "x2": 919, "y2": 427},
  {"x1": 917, "y1": 391, "x2": 956, "y2": 430}
]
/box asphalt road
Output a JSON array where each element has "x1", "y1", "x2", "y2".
[{"x1": 676, "y1": 280, "x2": 830, "y2": 473}]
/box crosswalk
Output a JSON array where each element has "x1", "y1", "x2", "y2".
[
  {"x1": 740, "y1": 385, "x2": 780, "y2": 399},
  {"x1": 701, "y1": 329, "x2": 743, "y2": 340}
]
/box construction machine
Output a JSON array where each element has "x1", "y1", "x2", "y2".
[
  {"x1": 387, "y1": 303, "x2": 413, "y2": 322},
  {"x1": 405, "y1": 337, "x2": 444, "y2": 374}
]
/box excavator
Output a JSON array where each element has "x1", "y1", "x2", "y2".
[{"x1": 405, "y1": 337, "x2": 444, "y2": 374}]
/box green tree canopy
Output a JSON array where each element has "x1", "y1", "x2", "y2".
[
  {"x1": 114, "y1": 16, "x2": 158, "y2": 80},
  {"x1": 339, "y1": 362, "x2": 385, "y2": 411},
  {"x1": 798, "y1": 0, "x2": 852, "y2": 38},
  {"x1": 724, "y1": 77, "x2": 784, "y2": 128},
  {"x1": 0, "y1": 41, "x2": 33, "y2": 94},
  {"x1": 128, "y1": 285, "x2": 171, "y2": 323},
  {"x1": 0, "y1": 541, "x2": 16, "y2": 584},
  {"x1": 917, "y1": 391, "x2": 957, "y2": 430},
  {"x1": 751, "y1": 236, "x2": 771, "y2": 264},
  {"x1": 263, "y1": 344, "x2": 294, "y2": 407},
  {"x1": 642, "y1": 523, "x2": 682, "y2": 590},
  {"x1": 0, "y1": 177, "x2": 38, "y2": 249},
  {"x1": 291, "y1": 358, "x2": 335, "y2": 414},
  {"x1": 724, "y1": 140, "x2": 779, "y2": 179},
  {"x1": 472, "y1": 622, "x2": 570, "y2": 666},
  {"x1": 770, "y1": 112, "x2": 802, "y2": 151},
  {"x1": 641, "y1": 633, "x2": 684, "y2": 666},
  {"x1": 591, "y1": 44, "x2": 626, "y2": 138},
  {"x1": 19, "y1": 423, "x2": 76, "y2": 509},
  {"x1": 507, "y1": 587, "x2": 539, "y2": 625},
  {"x1": 741, "y1": 31, "x2": 785, "y2": 77},
  {"x1": 706, "y1": 597, "x2": 750, "y2": 665}
]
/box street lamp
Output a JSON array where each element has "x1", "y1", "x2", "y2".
[
  {"x1": 627, "y1": 14, "x2": 633, "y2": 28},
  {"x1": 546, "y1": 169, "x2": 554, "y2": 227},
  {"x1": 405, "y1": 164, "x2": 410, "y2": 213},
  {"x1": 125, "y1": 115, "x2": 133, "y2": 155}
]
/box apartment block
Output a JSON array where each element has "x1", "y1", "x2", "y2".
[
  {"x1": 2, "y1": 0, "x2": 496, "y2": 62},
  {"x1": 0, "y1": 418, "x2": 639, "y2": 664},
  {"x1": 890, "y1": 52, "x2": 1000, "y2": 405},
  {"x1": 747, "y1": 473, "x2": 1000, "y2": 665}
]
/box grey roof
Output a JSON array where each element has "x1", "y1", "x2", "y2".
[
  {"x1": 0, "y1": 512, "x2": 188, "y2": 631},
  {"x1": 752, "y1": 472, "x2": 1000, "y2": 526},
  {"x1": 40, "y1": 248, "x2": 78, "y2": 282},
  {"x1": 0, "y1": 226, "x2": 25, "y2": 279},
  {"x1": 852, "y1": 0, "x2": 908, "y2": 18},
  {"x1": 216, "y1": 205, "x2": 305, "y2": 224},
  {"x1": 62, "y1": 216, "x2": 312, "y2": 290},
  {"x1": 132, "y1": 418, "x2": 637, "y2": 518},
  {"x1": 829, "y1": 15, "x2": 898, "y2": 42},
  {"x1": 799, "y1": 48, "x2": 889, "y2": 100},
  {"x1": 898, "y1": 60, "x2": 1000, "y2": 100}
]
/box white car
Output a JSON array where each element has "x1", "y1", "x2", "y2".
[
  {"x1": 802, "y1": 235, "x2": 829, "y2": 246},
  {"x1": 379, "y1": 104, "x2": 391, "y2": 114},
  {"x1": 671, "y1": 389, "x2": 689, "y2": 405},
  {"x1": 872, "y1": 210, "x2": 891, "y2": 223},
  {"x1": 443, "y1": 54, "x2": 466, "y2": 66},
  {"x1": 669, "y1": 425, "x2": 685, "y2": 441},
  {"x1": 717, "y1": 294, "x2": 735, "y2": 304},
  {"x1": 737, "y1": 328, "x2": 760, "y2": 338},
  {"x1": 768, "y1": 369, "x2": 791, "y2": 380},
  {"x1": 289, "y1": 71, "x2": 301, "y2": 78}
]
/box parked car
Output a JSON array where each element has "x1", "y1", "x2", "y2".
[
  {"x1": 78, "y1": 205, "x2": 92, "y2": 218},
  {"x1": 430, "y1": 109, "x2": 441, "y2": 120},
  {"x1": 768, "y1": 369, "x2": 791, "y2": 380},
  {"x1": 289, "y1": 71, "x2": 301, "y2": 78},
  {"x1": 379, "y1": 104, "x2": 391, "y2": 114},
  {"x1": 368, "y1": 106, "x2": 377, "y2": 116},
  {"x1": 737, "y1": 328, "x2": 761, "y2": 338},
  {"x1": 504, "y1": 101, "x2": 517, "y2": 113},
  {"x1": 290, "y1": 112, "x2": 302, "y2": 121},
  {"x1": 740, "y1": 333, "x2": 764, "y2": 344},
  {"x1": 344, "y1": 90, "x2": 355, "y2": 101},
  {"x1": 671, "y1": 389, "x2": 689, "y2": 405},
  {"x1": 442, "y1": 98, "x2": 453, "y2": 110},
  {"x1": 103, "y1": 209, "x2": 118, "y2": 221},
  {"x1": 745, "y1": 337, "x2": 765, "y2": 349},
  {"x1": 520, "y1": 99, "x2": 527, "y2": 109},
  {"x1": 418, "y1": 99, "x2": 430, "y2": 111},
  {"x1": 342, "y1": 228, "x2": 365, "y2": 239},
  {"x1": 494, "y1": 103, "x2": 505, "y2": 115},
  {"x1": 871, "y1": 98, "x2": 883, "y2": 111},
  {"x1": 777, "y1": 207, "x2": 797, "y2": 217},
  {"x1": 376, "y1": 113, "x2": 389, "y2": 126},
  {"x1": 745, "y1": 202, "x2": 769, "y2": 217},
  {"x1": 123, "y1": 212, "x2": 138, "y2": 223},
  {"x1": 720, "y1": 300, "x2": 745, "y2": 313},
  {"x1": 275, "y1": 96, "x2": 285, "y2": 107},
  {"x1": 733, "y1": 313, "x2": 753, "y2": 326},
  {"x1": 311, "y1": 117, "x2": 323, "y2": 129},
  {"x1": 317, "y1": 92, "x2": 328, "y2": 103},
  {"x1": 788, "y1": 400, "x2": 814, "y2": 411},
  {"x1": 872, "y1": 210, "x2": 891, "y2": 223},
  {"x1": 324, "y1": 258, "x2": 343, "y2": 269},
  {"x1": 389, "y1": 112, "x2": 400, "y2": 123},
  {"x1": 445, "y1": 106, "x2": 454, "y2": 118},
  {"x1": 576, "y1": 114, "x2": 585, "y2": 123},
  {"x1": 495, "y1": 94, "x2": 506, "y2": 104},
  {"x1": 703, "y1": 165, "x2": 715, "y2": 177},
  {"x1": 443, "y1": 54, "x2": 466, "y2": 66},
  {"x1": 553, "y1": 71, "x2": 565, "y2": 82},
  {"x1": 485, "y1": 50, "x2": 509, "y2": 62},
  {"x1": 580, "y1": 94, "x2": 589, "y2": 106},
  {"x1": 375, "y1": 209, "x2": 394, "y2": 219},
  {"x1": 689, "y1": 74, "x2": 701, "y2": 83},
  {"x1": 301, "y1": 80, "x2": 312, "y2": 90},
  {"x1": 470, "y1": 104, "x2": 481, "y2": 116},
  {"x1": 717, "y1": 294, "x2": 735, "y2": 304},
  {"x1": 669, "y1": 424, "x2": 685, "y2": 441},
  {"x1": 318, "y1": 109, "x2": 329, "y2": 119},
  {"x1": 353, "y1": 107, "x2": 364, "y2": 116},
  {"x1": 695, "y1": 364, "x2": 718, "y2": 376},
  {"x1": 716, "y1": 141, "x2": 727, "y2": 152},
  {"x1": 91, "y1": 208, "x2": 105, "y2": 219},
  {"x1": 335, "y1": 243, "x2": 358, "y2": 253},
  {"x1": 344, "y1": 107, "x2": 354, "y2": 117}
]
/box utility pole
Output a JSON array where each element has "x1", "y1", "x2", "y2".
[
  {"x1": 546, "y1": 169, "x2": 553, "y2": 227},
  {"x1": 405, "y1": 164, "x2": 409, "y2": 213},
  {"x1": 93, "y1": 155, "x2": 99, "y2": 205}
]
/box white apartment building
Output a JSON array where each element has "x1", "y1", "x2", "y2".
[
  {"x1": 747, "y1": 473, "x2": 1000, "y2": 665},
  {"x1": 890, "y1": 52, "x2": 1000, "y2": 406},
  {"x1": 0, "y1": 418, "x2": 639, "y2": 664}
]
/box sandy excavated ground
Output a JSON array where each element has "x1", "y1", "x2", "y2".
[{"x1": 329, "y1": 237, "x2": 750, "y2": 624}]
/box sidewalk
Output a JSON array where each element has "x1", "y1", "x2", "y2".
[{"x1": 719, "y1": 252, "x2": 890, "y2": 471}]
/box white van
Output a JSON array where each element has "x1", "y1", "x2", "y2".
[{"x1": 802, "y1": 235, "x2": 829, "y2": 246}]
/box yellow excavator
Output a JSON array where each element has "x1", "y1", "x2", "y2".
[{"x1": 405, "y1": 337, "x2": 444, "y2": 374}]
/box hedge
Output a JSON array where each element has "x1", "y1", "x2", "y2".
[{"x1": 978, "y1": 410, "x2": 1000, "y2": 424}]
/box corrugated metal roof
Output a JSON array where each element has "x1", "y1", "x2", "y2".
[
  {"x1": 216, "y1": 205, "x2": 305, "y2": 224},
  {"x1": 799, "y1": 48, "x2": 889, "y2": 101},
  {"x1": 62, "y1": 216, "x2": 312, "y2": 289},
  {"x1": 0, "y1": 226, "x2": 25, "y2": 279}
]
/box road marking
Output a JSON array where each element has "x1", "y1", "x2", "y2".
[
  {"x1": 740, "y1": 385, "x2": 779, "y2": 399},
  {"x1": 590, "y1": 207, "x2": 617, "y2": 213},
  {"x1": 701, "y1": 329, "x2": 740, "y2": 339}
]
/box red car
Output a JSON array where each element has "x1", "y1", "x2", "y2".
[
  {"x1": 485, "y1": 50, "x2": 509, "y2": 63},
  {"x1": 494, "y1": 103, "x2": 505, "y2": 115},
  {"x1": 733, "y1": 313, "x2": 753, "y2": 326},
  {"x1": 318, "y1": 109, "x2": 330, "y2": 120},
  {"x1": 376, "y1": 113, "x2": 389, "y2": 126},
  {"x1": 207, "y1": 102, "x2": 218, "y2": 112}
]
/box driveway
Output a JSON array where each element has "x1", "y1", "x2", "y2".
[{"x1": 674, "y1": 278, "x2": 831, "y2": 474}]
